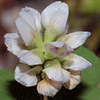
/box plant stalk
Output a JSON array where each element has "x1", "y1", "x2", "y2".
[{"x1": 44, "y1": 96, "x2": 48, "y2": 100}]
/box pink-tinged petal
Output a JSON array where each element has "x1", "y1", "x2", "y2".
[
  {"x1": 37, "y1": 79, "x2": 59, "y2": 97},
  {"x1": 4, "y1": 33, "x2": 25, "y2": 56},
  {"x1": 18, "y1": 50, "x2": 42, "y2": 66},
  {"x1": 57, "y1": 31, "x2": 91, "y2": 49},
  {"x1": 64, "y1": 71, "x2": 81, "y2": 90},
  {"x1": 63, "y1": 53, "x2": 92, "y2": 71},
  {"x1": 41, "y1": 1, "x2": 69, "y2": 41},
  {"x1": 44, "y1": 41, "x2": 73, "y2": 57},
  {"x1": 48, "y1": 79, "x2": 62, "y2": 90},
  {"x1": 15, "y1": 64, "x2": 42, "y2": 87},
  {"x1": 15, "y1": 7, "x2": 42, "y2": 47},
  {"x1": 43, "y1": 60, "x2": 70, "y2": 83}
]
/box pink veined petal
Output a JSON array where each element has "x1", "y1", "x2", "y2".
[
  {"x1": 57, "y1": 31, "x2": 91, "y2": 49},
  {"x1": 44, "y1": 41, "x2": 73, "y2": 57},
  {"x1": 64, "y1": 70, "x2": 81, "y2": 90},
  {"x1": 15, "y1": 64, "x2": 42, "y2": 87},
  {"x1": 4, "y1": 33, "x2": 25, "y2": 56},
  {"x1": 43, "y1": 67, "x2": 70, "y2": 83},
  {"x1": 19, "y1": 7, "x2": 41, "y2": 31},
  {"x1": 15, "y1": 7, "x2": 42, "y2": 47},
  {"x1": 37, "y1": 79, "x2": 59, "y2": 97},
  {"x1": 43, "y1": 60, "x2": 70, "y2": 83},
  {"x1": 41, "y1": 1, "x2": 69, "y2": 41},
  {"x1": 63, "y1": 53, "x2": 92, "y2": 71},
  {"x1": 18, "y1": 50, "x2": 42, "y2": 66}
]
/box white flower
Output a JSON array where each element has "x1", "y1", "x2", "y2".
[{"x1": 4, "y1": 1, "x2": 92, "y2": 97}]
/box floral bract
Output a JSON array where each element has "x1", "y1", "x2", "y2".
[{"x1": 4, "y1": 1, "x2": 92, "y2": 97}]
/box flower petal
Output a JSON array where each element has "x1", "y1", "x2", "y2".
[
  {"x1": 44, "y1": 41, "x2": 73, "y2": 58},
  {"x1": 15, "y1": 7, "x2": 42, "y2": 47},
  {"x1": 19, "y1": 7, "x2": 41, "y2": 32},
  {"x1": 43, "y1": 60, "x2": 70, "y2": 83},
  {"x1": 4, "y1": 33, "x2": 24, "y2": 56},
  {"x1": 37, "y1": 79, "x2": 58, "y2": 97},
  {"x1": 18, "y1": 50, "x2": 42, "y2": 66},
  {"x1": 57, "y1": 31, "x2": 91, "y2": 49},
  {"x1": 15, "y1": 64, "x2": 42, "y2": 87},
  {"x1": 63, "y1": 53, "x2": 92, "y2": 71},
  {"x1": 48, "y1": 79, "x2": 62, "y2": 90},
  {"x1": 64, "y1": 71, "x2": 81, "y2": 90},
  {"x1": 42, "y1": 1, "x2": 69, "y2": 41}
]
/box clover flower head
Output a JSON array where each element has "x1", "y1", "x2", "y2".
[{"x1": 4, "y1": 1, "x2": 92, "y2": 97}]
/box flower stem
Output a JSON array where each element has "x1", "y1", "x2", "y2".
[{"x1": 44, "y1": 96, "x2": 48, "y2": 100}]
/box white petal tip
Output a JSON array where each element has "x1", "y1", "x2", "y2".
[
  {"x1": 63, "y1": 54, "x2": 92, "y2": 71},
  {"x1": 88, "y1": 32, "x2": 91, "y2": 36},
  {"x1": 88, "y1": 62, "x2": 92, "y2": 67}
]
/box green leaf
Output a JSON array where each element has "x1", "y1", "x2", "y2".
[
  {"x1": 0, "y1": 70, "x2": 15, "y2": 100},
  {"x1": 0, "y1": 46, "x2": 100, "y2": 100},
  {"x1": 74, "y1": 46, "x2": 100, "y2": 100}
]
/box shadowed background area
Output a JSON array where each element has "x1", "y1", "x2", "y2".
[{"x1": 0, "y1": 0, "x2": 100, "y2": 69}]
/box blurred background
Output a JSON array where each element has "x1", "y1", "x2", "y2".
[{"x1": 0, "y1": 0, "x2": 100, "y2": 70}]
